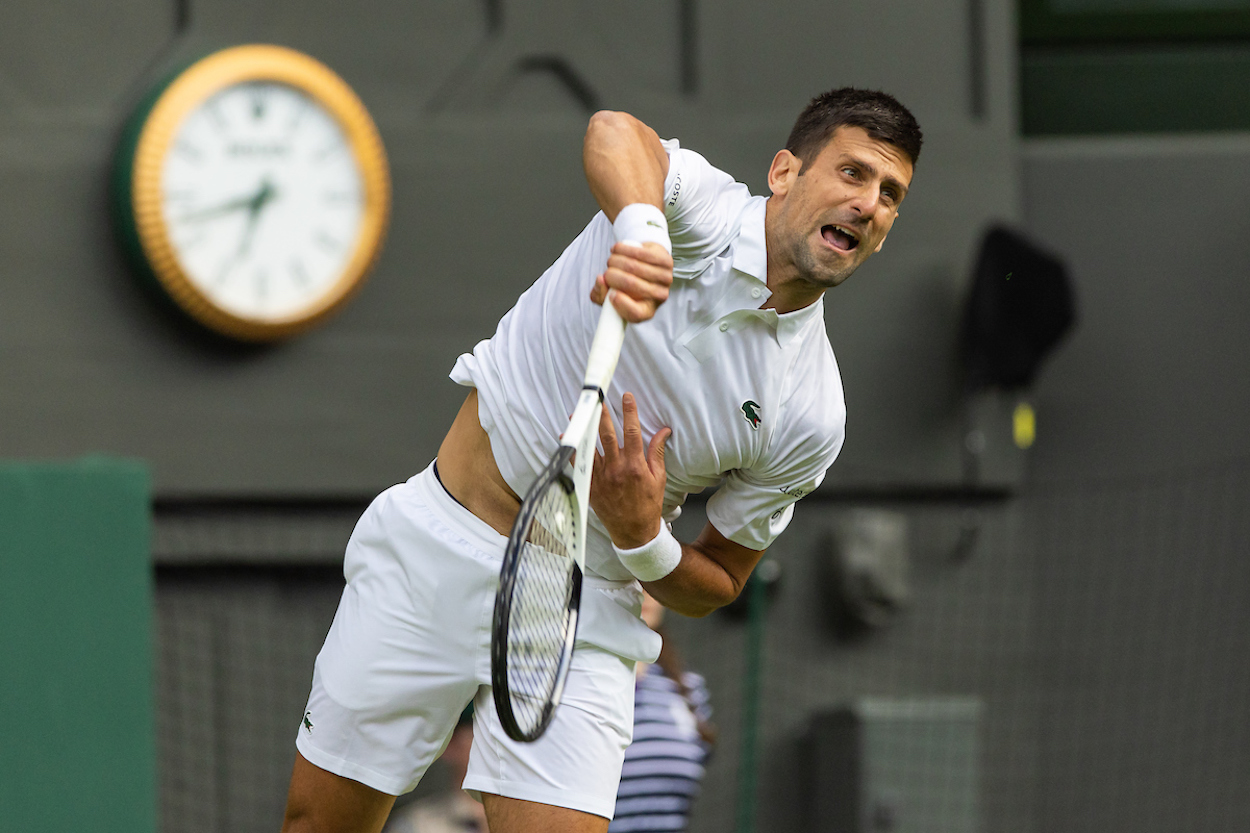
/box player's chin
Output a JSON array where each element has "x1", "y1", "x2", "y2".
[
  {"x1": 816, "y1": 246, "x2": 868, "y2": 284},
  {"x1": 805, "y1": 257, "x2": 854, "y2": 288}
]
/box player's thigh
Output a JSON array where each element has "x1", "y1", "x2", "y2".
[
  {"x1": 282, "y1": 751, "x2": 395, "y2": 833},
  {"x1": 482, "y1": 793, "x2": 610, "y2": 833},
  {"x1": 298, "y1": 474, "x2": 501, "y2": 795},
  {"x1": 466, "y1": 644, "x2": 635, "y2": 819}
]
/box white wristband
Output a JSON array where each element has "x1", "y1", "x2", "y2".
[
  {"x1": 613, "y1": 523, "x2": 682, "y2": 582},
  {"x1": 613, "y1": 203, "x2": 672, "y2": 254}
]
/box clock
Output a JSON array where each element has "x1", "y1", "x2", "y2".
[{"x1": 113, "y1": 45, "x2": 390, "y2": 341}]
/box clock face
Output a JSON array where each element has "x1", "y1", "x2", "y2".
[
  {"x1": 120, "y1": 45, "x2": 390, "y2": 341},
  {"x1": 161, "y1": 82, "x2": 365, "y2": 323}
]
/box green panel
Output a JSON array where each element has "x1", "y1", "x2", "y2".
[
  {"x1": 1021, "y1": 44, "x2": 1250, "y2": 134},
  {"x1": 0, "y1": 459, "x2": 155, "y2": 833},
  {"x1": 1021, "y1": 0, "x2": 1250, "y2": 43}
]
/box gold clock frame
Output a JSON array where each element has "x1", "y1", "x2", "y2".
[{"x1": 126, "y1": 44, "x2": 390, "y2": 342}]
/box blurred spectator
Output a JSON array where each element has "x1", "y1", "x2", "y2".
[{"x1": 610, "y1": 592, "x2": 717, "y2": 832}]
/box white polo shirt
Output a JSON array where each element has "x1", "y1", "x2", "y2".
[{"x1": 451, "y1": 139, "x2": 845, "y2": 581}]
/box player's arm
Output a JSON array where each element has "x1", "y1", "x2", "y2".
[
  {"x1": 583, "y1": 110, "x2": 674, "y2": 324},
  {"x1": 643, "y1": 523, "x2": 764, "y2": 618},
  {"x1": 592, "y1": 393, "x2": 765, "y2": 617},
  {"x1": 583, "y1": 109, "x2": 669, "y2": 220}
]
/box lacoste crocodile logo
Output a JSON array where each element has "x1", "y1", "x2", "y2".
[
  {"x1": 741, "y1": 400, "x2": 762, "y2": 430},
  {"x1": 303, "y1": 711, "x2": 314, "y2": 733}
]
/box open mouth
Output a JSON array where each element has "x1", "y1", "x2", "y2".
[{"x1": 822, "y1": 225, "x2": 860, "y2": 252}]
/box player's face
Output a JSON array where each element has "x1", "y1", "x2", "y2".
[{"x1": 768, "y1": 126, "x2": 913, "y2": 290}]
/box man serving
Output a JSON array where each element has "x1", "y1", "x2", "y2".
[{"x1": 282, "y1": 87, "x2": 922, "y2": 833}]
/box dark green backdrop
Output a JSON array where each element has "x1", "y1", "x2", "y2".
[{"x1": 0, "y1": 459, "x2": 154, "y2": 833}]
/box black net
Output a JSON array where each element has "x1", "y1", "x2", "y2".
[
  {"x1": 152, "y1": 459, "x2": 1250, "y2": 833},
  {"x1": 667, "y1": 458, "x2": 1250, "y2": 833},
  {"x1": 155, "y1": 565, "x2": 345, "y2": 833}
]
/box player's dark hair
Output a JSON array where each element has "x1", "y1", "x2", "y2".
[{"x1": 786, "y1": 87, "x2": 923, "y2": 167}]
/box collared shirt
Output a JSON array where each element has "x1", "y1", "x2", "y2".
[{"x1": 452, "y1": 139, "x2": 845, "y2": 581}]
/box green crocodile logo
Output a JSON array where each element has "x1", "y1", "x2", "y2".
[
  {"x1": 741, "y1": 400, "x2": 762, "y2": 430},
  {"x1": 303, "y1": 711, "x2": 314, "y2": 733}
]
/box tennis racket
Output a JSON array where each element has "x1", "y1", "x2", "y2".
[{"x1": 491, "y1": 275, "x2": 630, "y2": 743}]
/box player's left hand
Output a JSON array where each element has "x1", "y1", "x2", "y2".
[
  {"x1": 590, "y1": 241, "x2": 673, "y2": 323},
  {"x1": 590, "y1": 392, "x2": 672, "y2": 549}
]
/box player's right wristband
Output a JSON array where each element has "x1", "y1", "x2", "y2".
[
  {"x1": 613, "y1": 523, "x2": 682, "y2": 582},
  {"x1": 613, "y1": 203, "x2": 672, "y2": 254}
]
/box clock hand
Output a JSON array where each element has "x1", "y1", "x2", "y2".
[
  {"x1": 213, "y1": 179, "x2": 280, "y2": 285},
  {"x1": 178, "y1": 179, "x2": 277, "y2": 224},
  {"x1": 233, "y1": 178, "x2": 278, "y2": 259},
  {"x1": 178, "y1": 193, "x2": 257, "y2": 223}
]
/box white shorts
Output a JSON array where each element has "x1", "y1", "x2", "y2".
[{"x1": 296, "y1": 463, "x2": 662, "y2": 819}]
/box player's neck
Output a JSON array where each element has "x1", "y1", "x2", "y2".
[
  {"x1": 762, "y1": 259, "x2": 826, "y2": 314},
  {"x1": 763, "y1": 200, "x2": 827, "y2": 314},
  {"x1": 762, "y1": 282, "x2": 824, "y2": 315}
]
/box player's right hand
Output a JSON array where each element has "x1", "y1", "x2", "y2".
[{"x1": 590, "y1": 241, "x2": 673, "y2": 323}]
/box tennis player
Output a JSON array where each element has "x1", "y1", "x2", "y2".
[{"x1": 282, "y1": 87, "x2": 921, "y2": 833}]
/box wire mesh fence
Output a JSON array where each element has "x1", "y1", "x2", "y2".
[{"x1": 153, "y1": 458, "x2": 1250, "y2": 833}]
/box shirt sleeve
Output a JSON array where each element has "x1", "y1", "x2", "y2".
[
  {"x1": 704, "y1": 370, "x2": 846, "y2": 551},
  {"x1": 660, "y1": 138, "x2": 753, "y2": 280}
]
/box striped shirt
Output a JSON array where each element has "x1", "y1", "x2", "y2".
[{"x1": 610, "y1": 665, "x2": 712, "y2": 832}]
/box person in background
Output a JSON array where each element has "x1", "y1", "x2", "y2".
[
  {"x1": 383, "y1": 707, "x2": 487, "y2": 833},
  {"x1": 610, "y1": 593, "x2": 717, "y2": 833}
]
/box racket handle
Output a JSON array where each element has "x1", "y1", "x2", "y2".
[
  {"x1": 584, "y1": 294, "x2": 626, "y2": 391},
  {"x1": 582, "y1": 237, "x2": 637, "y2": 391}
]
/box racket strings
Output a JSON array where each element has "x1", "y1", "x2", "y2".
[{"x1": 505, "y1": 482, "x2": 580, "y2": 734}]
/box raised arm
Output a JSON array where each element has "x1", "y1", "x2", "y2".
[
  {"x1": 581, "y1": 111, "x2": 674, "y2": 324},
  {"x1": 583, "y1": 110, "x2": 670, "y2": 221}
]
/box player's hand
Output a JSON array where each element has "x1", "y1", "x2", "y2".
[
  {"x1": 591, "y1": 392, "x2": 672, "y2": 549},
  {"x1": 590, "y1": 241, "x2": 673, "y2": 323}
]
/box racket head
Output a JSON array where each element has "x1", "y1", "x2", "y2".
[{"x1": 491, "y1": 445, "x2": 585, "y2": 742}]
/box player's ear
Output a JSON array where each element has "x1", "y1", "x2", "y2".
[{"x1": 768, "y1": 149, "x2": 801, "y2": 197}]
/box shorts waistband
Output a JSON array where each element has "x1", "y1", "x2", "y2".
[
  {"x1": 411, "y1": 461, "x2": 640, "y2": 589},
  {"x1": 409, "y1": 460, "x2": 508, "y2": 557}
]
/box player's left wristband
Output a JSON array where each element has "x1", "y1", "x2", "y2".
[
  {"x1": 613, "y1": 203, "x2": 672, "y2": 254},
  {"x1": 613, "y1": 523, "x2": 682, "y2": 582}
]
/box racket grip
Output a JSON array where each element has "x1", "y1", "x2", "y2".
[
  {"x1": 584, "y1": 295, "x2": 626, "y2": 391},
  {"x1": 583, "y1": 236, "x2": 641, "y2": 390}
]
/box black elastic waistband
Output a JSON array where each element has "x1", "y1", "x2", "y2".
[{"x1": 431, "y1": 460, "x2": 471, "y2": 512}]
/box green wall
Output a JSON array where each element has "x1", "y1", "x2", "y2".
[
  {"x1": 1020, "y1": 0, "x2": 1250, "y2": 134},
  {"x1": 0, "y1": 459, "x2": 155, "y2": 833}
]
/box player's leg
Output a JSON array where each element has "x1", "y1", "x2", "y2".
[
  {"x1": 287, "y1": 468, "x2": 505, "y2": 829},
  {"x1": 280, "y1": 752, "x2": 395, "y2": 833},
  {"x1": 465, "y1": 579, "x2": 654, "y2": 831},
  {"x1": 481, "y1": 794, "x2": 609, "y2": 833}
]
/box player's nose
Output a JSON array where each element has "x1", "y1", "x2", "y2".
[{"x1": 846, "y1": 183, "x2": 883, "y2": 216}]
